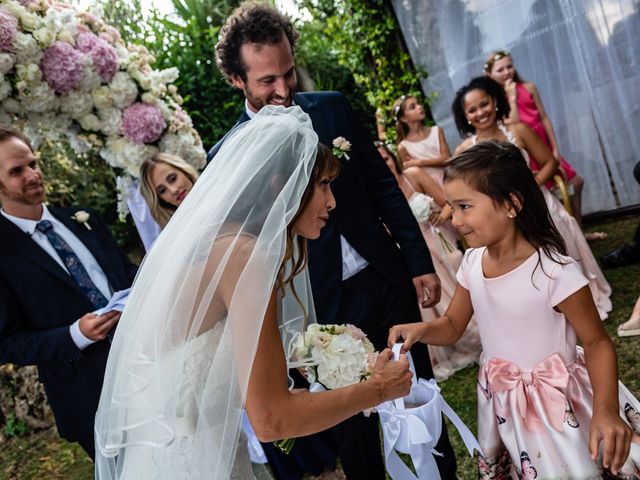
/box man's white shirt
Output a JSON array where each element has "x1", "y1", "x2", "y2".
[
  {"x1": 245, "y1": 101, "x2": 369, "y2": 280},
  {"x1": 1, "y1": 204, "x2": 112, "y2": 349}
]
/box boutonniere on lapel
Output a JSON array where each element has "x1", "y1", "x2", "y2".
[
  {"x1": 71, "y1": 211, "x2": 92, "y2": 230},
  {"x1": 332, "y1": 136, "x2": 351, "y2": 160}
]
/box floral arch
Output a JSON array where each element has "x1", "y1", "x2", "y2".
[{"x1": 0, "y1": 0, "x2": 206, "y2": 218}]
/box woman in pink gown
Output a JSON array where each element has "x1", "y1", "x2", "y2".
[{"x1": 377, "y1": 143, "x2": 480, "y2": 380}]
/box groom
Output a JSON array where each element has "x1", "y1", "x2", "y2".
[{"x1": 210, "y1": 3, "x2": 457, "y2": 478}]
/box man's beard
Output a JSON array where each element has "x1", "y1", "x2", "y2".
[
  {"x1": 245, "y1": 85, "x2": 295, "y2": 112},
  {"x1": 0, "y1": 182, "x2": 45, "y2": 206}
]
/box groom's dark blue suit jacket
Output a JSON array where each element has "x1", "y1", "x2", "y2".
[
  {"x1": 0, "y1": 206, "x2": 137, "y2": 442},
  {"x1": 208, "y1": 91, "x2": 434, "y2": 325}
]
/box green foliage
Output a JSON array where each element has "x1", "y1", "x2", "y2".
[
  {"x1": 301, "y1": 0, "x2": 430, "y2": 143},
  {"x1": 3, "y1": 414, "x2": 27, "y2": 438},
  {"x1": 295, "y1": 16, "x2": 374, "y2": 134}
]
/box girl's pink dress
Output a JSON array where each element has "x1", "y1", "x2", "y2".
[
  {"x1": 399, "y1": 126, "x2": 444, "y2": 185},
  {"x1": 458, "y1": 247, "x2": 640, "y2": 479},
  {"x1": 516, "y1": 83, "x2": 578, "y2": 184}
]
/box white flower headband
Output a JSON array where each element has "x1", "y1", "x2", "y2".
[
  {"x1": 484, "y1": 50, "x2": 510, "y2": 72},
  {"x1": 392, "y1": 95, "x2": 407, "y2": 122}
]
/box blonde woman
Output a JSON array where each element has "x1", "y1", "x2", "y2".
[{"x1": 139, "y1": 153, "x2": 199, "y2": 228}]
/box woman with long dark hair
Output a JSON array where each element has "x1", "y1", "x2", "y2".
[{"x1": 94, "y1": 107, "x2": 413, "y2": 479}]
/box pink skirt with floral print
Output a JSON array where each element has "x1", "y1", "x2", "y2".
[{"x1": 477, "y1": 349, "x2": 640, "y2": 479}]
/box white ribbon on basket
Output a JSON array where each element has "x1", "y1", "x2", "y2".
[{"x1": 376, "y1": 344, "x2": 482, "y2": 480}]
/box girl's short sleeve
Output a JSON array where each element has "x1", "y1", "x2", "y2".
[
  {"x1": 456, "y1": 248, "x2": 476, "y2": 290},
  {"x1": 548, "y1": 258, "x2": 589, "y2": 307}
]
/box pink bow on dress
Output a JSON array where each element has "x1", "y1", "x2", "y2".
[{"x1": 485, "y1": 353, "x2": 569, "y2": 432}]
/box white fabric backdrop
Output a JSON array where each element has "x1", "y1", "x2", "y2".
[{"x1": 392, "y1": 0, "x2": 640, "y2": 214}]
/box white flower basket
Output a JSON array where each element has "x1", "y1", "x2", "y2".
[{"x1": 376, "y1": 345, "x2": 482, "y2": 480}]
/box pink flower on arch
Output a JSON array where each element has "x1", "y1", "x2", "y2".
[
  {"x1": 122, "y1": 103, "x2": 166, "y2": 144},
  {"x1": 76, "y1": 32, "x2": 118, "y2": 83},
  {"x1": 0, "y1": 8, "x2": 18, "y2": 53},
  {"x1": 40, "y1": 41, "x2": 85, "y2": 94}
]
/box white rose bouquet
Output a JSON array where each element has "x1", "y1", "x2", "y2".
[
  {"x1": 294, "y1": 323, "x2": 376, "y2": 390},
  {"x1": 275, "y1": 323, "x2": 377, "y2": 453}
]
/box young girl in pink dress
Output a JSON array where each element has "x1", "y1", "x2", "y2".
[
  {"x1": 393, "y1": 94, "x2": 452, "y2": 185},
  {"x1": 484, "y1": 51, "x2": 603, "y2": 240},
  {"x1": 389, "y1": 141, "x2": 640, "y2": 479}
]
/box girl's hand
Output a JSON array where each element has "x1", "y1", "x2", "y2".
[
  {"x1": 589, "y1": 407, "x2": 633, "y2": 475},
  {"x1": 505, "y1": 79, "x2": 517, "y2": 100},
  {"x1": 429, "y1": 211, "x2": 447, "y2": 226},
  {"x1": 388, "y1": 323, "x2": 428, "y2": 354}
]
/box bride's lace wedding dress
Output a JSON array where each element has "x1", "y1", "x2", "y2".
[{"x1": 110, "y1": 323, "x2": 255, "y2": 479}]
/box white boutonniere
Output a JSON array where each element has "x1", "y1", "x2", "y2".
[
  {"x1": 332, "y1": 136, "x2": 351, "y2": 160},
  {"x1": 71, "y1": 210, "x2": 92, "y2": 230}
]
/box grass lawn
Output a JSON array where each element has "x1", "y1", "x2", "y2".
[{"x1": 1, "y1": 215, "x2": 638, "y2": 480}]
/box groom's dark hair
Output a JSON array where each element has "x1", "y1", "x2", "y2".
[{"x1": 216, "y1": 2, "x2": 299, "y2": 83}]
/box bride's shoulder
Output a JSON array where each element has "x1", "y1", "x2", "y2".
[{"x1": 214, "y1": 231, "x2": 258, "y2": 261}]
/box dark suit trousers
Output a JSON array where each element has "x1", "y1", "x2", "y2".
[{"x1": 327, "y1": 267, "x2": 457, "y2": 479}]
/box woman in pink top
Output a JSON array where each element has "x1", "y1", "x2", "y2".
[
  {"x1": 484, "y1": 51, "x2": 603, "y2": 239},
  {"x1": 389, "y1": 141, "x2": 640, "y2": 479},
  {"x1": 393, "y1": 95, "x2": 452, "y2": 185}
]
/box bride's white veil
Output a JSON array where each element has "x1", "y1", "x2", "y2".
[{"x1": 94, "y1": 106, "x2": 319, "y2": 479}]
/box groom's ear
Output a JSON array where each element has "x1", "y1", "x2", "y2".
[{"x1": 230, "y1": 74, "x2": 245, "y2": 90}]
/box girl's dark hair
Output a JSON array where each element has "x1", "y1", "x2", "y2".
[
  {"x1": 451, "y1": 76, "x2": 510, "y2": 138},
  {"x1": 483, "y1": 50, "x2": 523, "y2": 83},
  {"x1": 444, "y1": 141, "x2": 567, "y2": 269},
  {"x1": 376, "y1": 142, "x2": 404, "y2": 174}
]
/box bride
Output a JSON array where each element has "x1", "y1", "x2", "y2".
[{"x1": 94, "y1": 106, "x2": 412, "y2": 479}]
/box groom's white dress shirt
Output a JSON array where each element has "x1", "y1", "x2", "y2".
[
  {"x1": 1, "y1": 204, "x2": 112, "y2": 349},
  {"x1": 245, "y1": 100, "x2": 369, "y2": 280}
]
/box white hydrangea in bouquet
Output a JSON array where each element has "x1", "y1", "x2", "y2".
[
  {"x1": 0, "y1": 0, "x2": 206, "y2": 218},
  {"x1": 293, "y1": 323, "x2": 377, "y2": 390},
  {"x1": 275, "y1": 323, "x2": 377, "y2": 453}
]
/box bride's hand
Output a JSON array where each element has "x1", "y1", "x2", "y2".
[{"x1": 369, "y1": 348, "x2": 412, "y2": 402}]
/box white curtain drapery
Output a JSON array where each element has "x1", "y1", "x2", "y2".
[{"x1": 392, "y1": 0, "x2": 640, "y2": 214}]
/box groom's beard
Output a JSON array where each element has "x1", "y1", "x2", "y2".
[{"x1": 245, "y1": 85, "x2": 295, "y2": 112}]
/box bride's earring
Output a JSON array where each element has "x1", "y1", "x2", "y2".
[
  {"x1": 467, "y1": 119, "x2": 471, "y2": 125},
  {"x1": 495, "y1": 106, "x2": 498, "y2": 111}
]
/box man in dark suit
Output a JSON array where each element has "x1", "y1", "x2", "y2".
[
  {"x1": 0, "y1": 127, "x2": 137, "y2": 458},
  {"x1": 210, "y1": 5, "x2": 457, "y2": 478}
]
